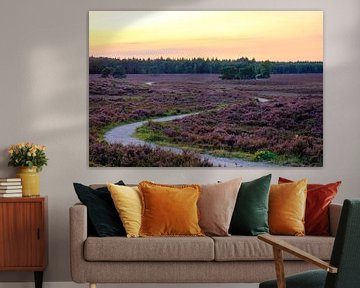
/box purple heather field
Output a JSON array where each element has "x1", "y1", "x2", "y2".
[{"x1": 89, "y1": 73, "x2": 323, "y2": 167}]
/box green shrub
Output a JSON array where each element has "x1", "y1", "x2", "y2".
[{"x1": 254, "y1": 150, "x2": 277, "y2": 161}]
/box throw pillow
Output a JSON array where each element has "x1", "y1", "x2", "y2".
[
  {"x1": 279, "y1": 177, "x2": 341, "y2": 236},
  {"x1": 269, "y1": 179, "x2": 307, "y2": 236},
  {"x1": 138, "y1": 181, "x2": 203, "y2": 237},
  {"x1": 198, "y1": 178, "x2": 242, "y2": 236},
  {"x1": 73, "y1": 181, "x2": 126, "y2": 237},
  {"x1": 229, "y1": 174, "x2": 272, "y2": 236},
  {"x1": 107, "y1": 183, "x2": 142, "y2": 238}
]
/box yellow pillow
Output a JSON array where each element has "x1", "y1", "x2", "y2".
[
  {"x1": 107, "y1": 183, "x2": 142, "y2": 238},
  {"x1": 269, "y1": 179, "x2": 307, "y2": 236},
  {"x1": 138, "y1": 181, "x2": 204, "y2": 237}
]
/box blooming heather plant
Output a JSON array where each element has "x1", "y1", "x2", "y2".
[
  {"x1": 8, "y1": 143, "x2": 48, "y2": 171},
  {"x1": 89, "y1": 74, "x2": 323, "y2": 167}
]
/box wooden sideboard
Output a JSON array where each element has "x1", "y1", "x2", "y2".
[{"x1": 0, "y1": 197, "x2": 47, "y2": 288}]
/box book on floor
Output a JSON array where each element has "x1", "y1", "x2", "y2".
[{"x1": 0, "y1": 193, "x2": 22, "y2": 198}]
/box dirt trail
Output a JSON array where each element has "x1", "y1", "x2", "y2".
[{"x1": 105, "y1": 114, "x2": 274, "y2": 167}]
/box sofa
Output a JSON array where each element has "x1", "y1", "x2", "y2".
[{"x1": 70, "y1": 200, "x2": 342, "y2": 287}]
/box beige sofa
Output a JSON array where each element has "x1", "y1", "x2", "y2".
[{"x1": 70, "y1": 202, "x2": 342, "y2": 287}]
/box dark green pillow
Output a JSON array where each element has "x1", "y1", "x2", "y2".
[
  {"x1": 73, "y1": 181, "x2": 126, "y2": 237},
  {"x1": 229, "y1": 174, "x2": 272, "y2": 236}
]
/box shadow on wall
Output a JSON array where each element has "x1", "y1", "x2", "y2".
[{"x1": 0, "y1": 0, "x2": 202, "y2": 283}]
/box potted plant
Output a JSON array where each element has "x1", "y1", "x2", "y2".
[{"x1": 8, "y1": 143, "x2": 48, "y2": 197}]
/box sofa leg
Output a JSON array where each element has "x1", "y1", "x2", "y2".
[{"x1": 89, "y1": 283, "x2": 96, "y2": 288}]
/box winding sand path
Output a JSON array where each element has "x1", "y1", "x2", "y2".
[{"x1": 105, "y1": 113, "x2": 274, "y2": 167}]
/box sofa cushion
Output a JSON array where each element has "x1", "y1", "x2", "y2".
[
  {"x1": 107, "y1": 184, "x2": 142, "y2": 238},
  {"x1": 84, "y1": 236, "x2": 214, "y2": 261},
  {"x1": 229, "y1": 174, "x2": 271, "y2": 236},
  {"x1": 139, "y1": 181, "x2": 203, "y2": 237},
  {"x1": 212, "y1": 236, "x2": 334, "y2": 261},
  {"x1": 279, "y1": 177, "x2": 341, "y2": 236},
  {"x1": 269, "y1": 179, "x2": 307, "y2": 236},
  {"x1": 73, "y1": 181, "x2": 126, "y2": 237},
  {"x1": 198, "y1": 178, "x2": 242, "y2": 236}
]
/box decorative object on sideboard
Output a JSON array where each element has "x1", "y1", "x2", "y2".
[
  {"x1": 8, "y1": 143, "x2": 48, "y2": 197},
  {"x1": 0, "y1": 178, "x2": 22, "y2": 197}
]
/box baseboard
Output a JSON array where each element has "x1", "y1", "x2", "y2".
[{"x1": 0, "y1": 282, "x2": 259, "y2": 288}]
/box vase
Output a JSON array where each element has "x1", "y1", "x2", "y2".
[{"x1": 16, "y1": 167, "x2": 40, "y2": 197}]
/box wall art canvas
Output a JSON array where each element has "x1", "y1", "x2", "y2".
[{"x1": 89, "y1": 11, "x2": 323, "y2": 167}]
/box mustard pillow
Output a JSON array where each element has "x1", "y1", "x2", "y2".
[
  {"x1": 138, "y1": 181, "x2": 204, "y2": 237},
  {"x1": 107, "y1": 183, "x2": 142, "y2": 238},
  {"x1": 269, "y1": 179, "x2": 307, "y2": 236}
]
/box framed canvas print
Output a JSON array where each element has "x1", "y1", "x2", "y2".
[{"x1": 89, "y1": 11, "x2": 323, "y2": 167}]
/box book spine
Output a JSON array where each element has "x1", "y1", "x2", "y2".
[
  {"x1": 0, "y1": 190, "x2": 23, "y2": 193},
  {"x1": 0, "y1": 178, "x2": 21, "y2": 182},
  {"x1": 0, "y1": 183, "x2": 22, "y2": 186}
]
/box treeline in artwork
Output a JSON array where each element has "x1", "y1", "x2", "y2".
[{"x1": 89, "y1": 57, "x2": 323, "y2": 80}]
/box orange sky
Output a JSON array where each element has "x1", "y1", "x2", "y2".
[{"x1": 89, "y1": 11, "x2": 323, "y2": 61}]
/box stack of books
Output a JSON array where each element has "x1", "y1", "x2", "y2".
[{"x1": 0, "y1": 178, "x2": 22, "y2": 197}]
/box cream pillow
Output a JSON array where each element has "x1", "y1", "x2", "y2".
[{"x1": 107, "y1": 183, "x2": 142, "y2": 237}]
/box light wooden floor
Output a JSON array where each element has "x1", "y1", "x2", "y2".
[{"x1": 0, "y1": 283, "x2": 259, "y2": 288}]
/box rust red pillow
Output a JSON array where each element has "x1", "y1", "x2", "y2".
[{"x1": 278, "y1": 177, "x2": 341, "y2": 236}]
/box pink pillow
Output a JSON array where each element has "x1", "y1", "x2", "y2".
[{"x1": 198, "y1": 178, "x2": 242, "y2": 236}]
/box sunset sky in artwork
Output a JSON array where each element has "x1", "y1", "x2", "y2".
[{"x1": 89, "y1": 11, "x2": 323, "y2": 61}]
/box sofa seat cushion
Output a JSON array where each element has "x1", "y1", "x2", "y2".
[
  {"x1": 84, "y1": 236, "x2": 214, "y2": 261},
  {"x1": 212, "y1": 236, "x2": 334, "y2": 261}
]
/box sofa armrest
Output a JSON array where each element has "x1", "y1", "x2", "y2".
[
  {"x1": 329, "y1": 203, "x2": 342, "y2": 237},
  {"x1": 258, "y1": 234, "x2": 337, "y2": 273},
  {"x1": 258, "y1": 233, "x2": 337, "y2": 288},
  {"x1": 69, "y1": 203, "x2": 88, "y2": 283}
]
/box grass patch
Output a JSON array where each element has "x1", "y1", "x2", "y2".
[
  {"x1": 135, "y1": 124, "x2": 169, "y2": 143},
  {"x1": 208, "y1": 149, "x2": 255, "y2": 161},
  {"x1": 134, "y1": 123, "x2": 307, "y2": 166}
]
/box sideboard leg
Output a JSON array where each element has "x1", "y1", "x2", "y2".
[
  {"x1": 90, "y1": 283, "x2": 97, "y2": 288},
  {"x1": 34, "y1": 271, "x2": 43, "y2": 288}
]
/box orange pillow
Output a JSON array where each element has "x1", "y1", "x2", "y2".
[
  {"x1": 138, "y1": 181, "x2": 204, "y2": 237},
  {"x1": 278, "y1": 177, "x2": 341, "y2": 236},
  {"x1": 269, "y1": 179, "x2": 307, "y2": 236}
]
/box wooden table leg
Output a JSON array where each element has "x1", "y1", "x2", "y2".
[{"x1": 34, "y1": 271, "x2": 43, "y2": 288}]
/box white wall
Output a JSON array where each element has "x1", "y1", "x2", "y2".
[{"x1": 0, "y1": 0, "x2": 359, "y2": 283}]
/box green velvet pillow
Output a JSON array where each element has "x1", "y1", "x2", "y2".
[{"x1": 229, "y1": 174, "x2": 272, "y2": 236}]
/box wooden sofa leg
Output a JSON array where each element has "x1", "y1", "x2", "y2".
[{"x1": 89, "y1": 283, "x2": 97, "y2": 288}]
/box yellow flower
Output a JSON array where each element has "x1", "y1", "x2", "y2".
[
  {"x1": 27, "y1": 152, "x2": 32, "y2": 157},
  {"x1": 8, "y1": 149, "x2": 14, "y2": 155},
  {"x1": 36, "y1": 145, "x2": 46, "y2": 151}
]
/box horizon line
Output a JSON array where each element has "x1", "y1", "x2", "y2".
[{"x1": 89, "y1": 55, "x2": 323, "y2": 63}]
